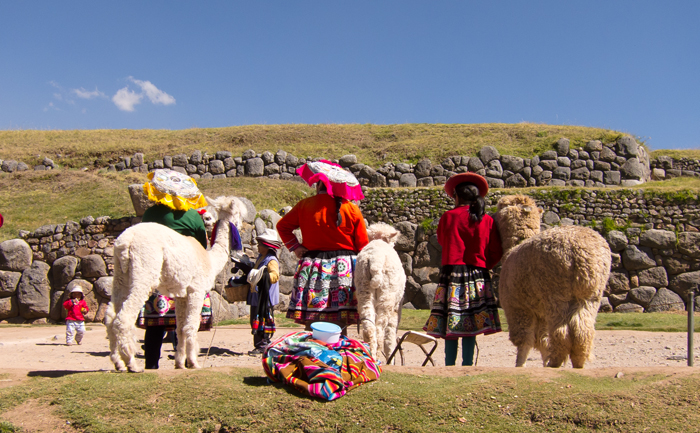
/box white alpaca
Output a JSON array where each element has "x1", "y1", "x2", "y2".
[
  {"x1": 104, "y1": 196, "x2": 247, "y2": 372},
  {"x1": 355, "y1": 223, "x2": 406, "y2": 362}
]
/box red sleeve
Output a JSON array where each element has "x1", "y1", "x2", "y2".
[
  {"x1": 276, "y1": 203, "x2": 302, "y2": 251},
  {"x1": 63, "y1": 299, "x2": 73, "y2": 310},
  {"x1": 350, "y1": 205, "x2": 369, "y2": 252},
  {"x1": 484, "y1": 219, "x2": 503, "y2": 269},
  {"x1": 80, "y1": 300, "x2": 89, "y2": 312}
]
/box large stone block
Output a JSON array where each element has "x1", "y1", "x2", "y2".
[
  {"x1": 478, "y1": 146, "x2": 500, "y2": 165},
  {"x1": 17, "y1": 261, "x2": 51, "y2": 319},
  {"x1": 245, "y1": 157, "x2": 264, "y2": 176},
  {"x1": 399, "y1": 173, "x2": 417, "y2": 187},
  {"x1": 94, "y1": 276, "x2": 113, "y2": 298},
  {"x1": 668, "y1": 271, "x2": 700, "y2": 303},
  {"x1": 394, "y1": 221, "x2": 417, "y2": 252},
  {"x1": 677, "y1": 232, "x2": 700, "y2": 258},
  {"x1": 0, "y1": 296, "x2": 18, "y2": 320},
  {"x1": 0, "y1": 239, "x2": 32, "y2": 272},
  {"x1": 628, "y1": 286, "x2": 656, "y2": 309},
  {"x1": 646, "y1": 288, "x2": 684, "y2": 312},
  {"x1": 607, "y1": 270, "x2": 630, "y2": 294},
  {"x1": 81, "y1": 254, "x2": 107, "y2": 278},
  {"x1": 639, "y1": 230, "x2": 677, "y2": 250},
  {"x1": 0, "y1": 270, "x2": 21, "y2": 297},
  {"x1": 621, "y1": 245, "x2": 656, "y2": 271},
  {"x1": 52, "y1": 255, "x2": 79, "y2": 288},
  {"x1": 637, "y1": 266, "x2": 668, "y2": 288},
  {"x1": 128, "y1": 184, "x2": 154, "y2": 217}
]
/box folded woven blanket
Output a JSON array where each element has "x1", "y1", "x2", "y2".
[{"x1": 263, "y1": 331, "x2": 381, "y2": 401}]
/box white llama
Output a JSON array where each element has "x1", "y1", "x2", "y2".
[
  {"x1": 355, "y1": 222, "x2": 406, "y2": 362},
  {"x1": 105, "y1": 196, "x2": 247, "y2": 372}
]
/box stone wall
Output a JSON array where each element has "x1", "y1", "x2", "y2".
[
  {"x1": 5, "y1": 136, "x2": 700, "y2": 187},
  {"x1": 2, "y1": 187, "x2": 699, "y2": 324}
]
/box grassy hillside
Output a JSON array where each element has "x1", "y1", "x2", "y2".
[{"x1": 0, "y1": 123, "x2": 634, "y2": 169}]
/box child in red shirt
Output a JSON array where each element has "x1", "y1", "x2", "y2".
[
  {"x1": 423, "y1": 173, "x2": 503, "y2": 366},
  {"x1": 63, "y1": 286, "x2": 89, "y2": 346}
]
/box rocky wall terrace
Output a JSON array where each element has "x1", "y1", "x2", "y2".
[
  {"x1": 2, "y1": 136, "x2": 700, "y2": 187},
  {"x1": 1, "y1": 186, "x2": 699, "y2": 324}
]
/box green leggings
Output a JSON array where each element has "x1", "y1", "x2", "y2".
[{"x1": 445, "y1": 336, "x2": 476, "y2": 366}]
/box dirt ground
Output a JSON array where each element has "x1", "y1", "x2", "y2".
[
  {"x1": 1, "y1": 324, "x2": 699, "y2": 432},
  {"x1": 0, "y1": 323, "x2": 698, "y2": 380}
]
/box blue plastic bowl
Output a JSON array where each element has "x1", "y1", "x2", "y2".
[{"x1": 310, "y1": 322, "x2": 342, "y2": 343}]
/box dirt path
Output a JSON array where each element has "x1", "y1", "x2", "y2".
[{"x1": 0, "y1": 323, "x2": 698, "y2": 384}]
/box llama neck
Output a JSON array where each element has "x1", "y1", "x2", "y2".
[
  {"x1": 209, "y1": 219, "x2": 232, "y2": 273},
  {"x1": 500, "y1": 226, "x2": 539, "y2": 260}
]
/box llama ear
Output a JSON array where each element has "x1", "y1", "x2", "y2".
[
  {"x1": 538, "y1": 207, "x2": 544, "y2": 214},
  {"x1": 522, "y1": 205, "x2": 532, "y2": 214}
]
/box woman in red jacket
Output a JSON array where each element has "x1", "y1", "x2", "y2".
[
  {"x1": 277, "y1": 160, "x2": 369, "y2": 330},
  {"x1": 423, "y1": 173, "x2": 503, "y2": 366}
]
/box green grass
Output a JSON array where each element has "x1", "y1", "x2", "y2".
[
  {"x1": 400, "y1": 309, "x2": 700, "y2": 333},
  {"x1": 0, "y1": 369, "x2": 699, "y2": 432},
  {"x1": 0, "y1": 123, "x2": 629, "y2": 169},
  {"x1": 0, "y1": 169, "x2": 314, "y2": 241}
]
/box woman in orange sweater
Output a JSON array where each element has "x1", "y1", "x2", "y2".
[{"x1": 277, "y1": 160, "x2": 369, "y2": 330}]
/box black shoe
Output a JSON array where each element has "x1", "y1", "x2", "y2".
[{"x1": 247, "y1": 348, "x2": 264, "y2": 356}]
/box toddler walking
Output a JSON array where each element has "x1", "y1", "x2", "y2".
[{"x1": 63, "y1": 286, "x2": 89, "y2": 346}]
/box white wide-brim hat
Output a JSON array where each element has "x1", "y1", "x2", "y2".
[{"x1": 256, "y1": 228, "x2": 282, "y2": 249}]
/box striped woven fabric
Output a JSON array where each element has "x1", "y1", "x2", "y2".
[{"x1": 263, "y1": 331, "x2": 381, "y2": 401}]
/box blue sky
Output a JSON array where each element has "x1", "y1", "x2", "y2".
[{"x1": 1, "y1": 1, "x2": 698, "y2": 150}]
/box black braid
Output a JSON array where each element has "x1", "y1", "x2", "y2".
[
  {"x1": 454, "y1": 182, "x2": 485, "y2": 223},
  {"x1": 335, "y1": 196, "x2": 343, "y2": 226}
]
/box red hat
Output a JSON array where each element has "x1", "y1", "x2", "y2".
[
  {"x1": 444, "y1": 173, "x2": 489, "y2": 198},
  {"x1": 0, "y1": 213, "x2": 3, "y2": 228}
]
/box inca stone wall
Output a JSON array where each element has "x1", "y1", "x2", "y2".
[
  {"x1": 3, "y1": 135, "x2": 700, "y2": 187},
  {"x1": 1, "y1": 186, "x2": 698, "y2": 324}
]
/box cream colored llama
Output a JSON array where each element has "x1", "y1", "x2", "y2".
[
  {"x1": 355, "y1": 222, "x2": 406, "y2": 362},
  {"x1": 105, "y1": 196, "x2": 247, "y2": 372},
  {"x1": 496, "y1": 195, "x2": 611, "y2": 368}
]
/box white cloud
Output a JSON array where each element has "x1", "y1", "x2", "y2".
[
  {"x1": 128, "y1": 77, "x2": 176, "y2": 106},
  {"x1": 112, "y1": 87, "x2": 143, "y2": 112},
  {"x1": 73, "y1": 87, "x2": 106, "y2": 99}
]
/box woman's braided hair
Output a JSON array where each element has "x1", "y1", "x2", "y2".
[
  {"x1": 318, "y1": 182, "x2": 344, "y2": 226},
  {"x1": 454, "y1": 182, "x2": 486, "y2": 223}
]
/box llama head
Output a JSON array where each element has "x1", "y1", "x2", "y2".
[
  {"x1": 366, "y1": 222, "x2": 401, "y2": 246},
  {"x1": 495, "y1": 195, "x2": 542, "y2": 251},
  {"x1": 197, "y1": 208, "x2": 217, "y2": 234},
  {"x1": 206, "y1": 196, "x2": 247, "y2": 228}
]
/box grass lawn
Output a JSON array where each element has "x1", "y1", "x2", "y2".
[
  {"x1": 0, "y1": 368, "x2": 699, "y2": 432},
  {"x1": 399, "y1": 309, "x2": 700, "y2": 333}
]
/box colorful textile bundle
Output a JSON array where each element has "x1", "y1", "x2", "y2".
[{"x1": 263, "y1": 331, "x2": 381, "y2": 401}]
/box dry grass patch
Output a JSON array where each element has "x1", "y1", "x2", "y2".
[{"x1": 0, "y1": 123, "x2": 627, "y2": 169}]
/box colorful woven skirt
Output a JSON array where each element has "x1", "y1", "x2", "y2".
[
  {"x1": 137, "y1": 291, "x2": 213, "y2": 332},
  {"x1": 423, "y1": 264, "x2": 501, "y2": 339},
  {"x1": 286, "y1": 250, "x2": 360, "y2": 325}
]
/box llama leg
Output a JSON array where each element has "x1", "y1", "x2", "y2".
[
  {"x1": 569, "y1": 302, "x2": 597, "y2": 368},
  {"x1": 546, "y1": 307, "x2": 572, "y2": 368},
  {"x1": 506, "y1": 308, "x2": 535, "y2": 367},
  {"x1": 111, "y1": 291, "x2": 149, "y2": 373},
  {"x1": 375, "y1": 304, "x2": 390, "y2": 361},
  {"x1": 533, "y1": 318, "x2": 550, "y2": 367},
  {"x1": 383, "y1": 307, "x2": 400, "y2": 365},
  {"x1": 358, "y1": 289, "x2": 377, "y2": 358},
  {"x1": 174, "y1": 298, "x2": 188, "y2": 369},
  {"x1": 105, "y1": 303, "x2": 127, "y2": 372},
  {"x1": 183, "y1": 292, "x2": 206, "y2": 369}
]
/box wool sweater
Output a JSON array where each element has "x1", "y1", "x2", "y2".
[
  {"x1": 63, "y1": 298, "x2": 88, "y2": 321},
  {"x1": 277, "y1": 193, "x2": 369, "y2": 253},
  {"x1": 142, "y1": 203, "x2": 208, "y2": 248},
  {"x1": 437, "y1": 205, "x2": 503, "y2": 269}
]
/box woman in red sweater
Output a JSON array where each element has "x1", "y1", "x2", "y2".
[
  {"x1": 277, "y1": 161, "x2": 369, "y2": 330},
  {"x1": 423, "y1": 173, "x2": 503, "y2": 366}
]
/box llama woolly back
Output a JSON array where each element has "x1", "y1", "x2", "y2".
[
  {"x1": 496, "y1": 195, "x2": 611, "y2": 368},
  {"x1": 355, "y1": 222, "x2": 406, "y2": 362},
  {"x1": 104, "y1": 196, "x2": 247, "y2": 372}
]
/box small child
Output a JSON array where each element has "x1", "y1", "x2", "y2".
[
  {"x1": 230, "y1": 229, "x2": 282, "y2": 356},
  {"x1": 63, "y1": 286, "x2": 89, "y2": 346}
]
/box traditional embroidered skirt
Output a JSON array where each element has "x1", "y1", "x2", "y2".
[
  {"x1": 286, "y1": 250, "x2": 360, "y2": 325},
  {"x1": 423, "y1": 264, "x2": 501, "y2": 339},
  {"x1": 137, "y1": 291, "x2": 213, "y2": 332}
]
